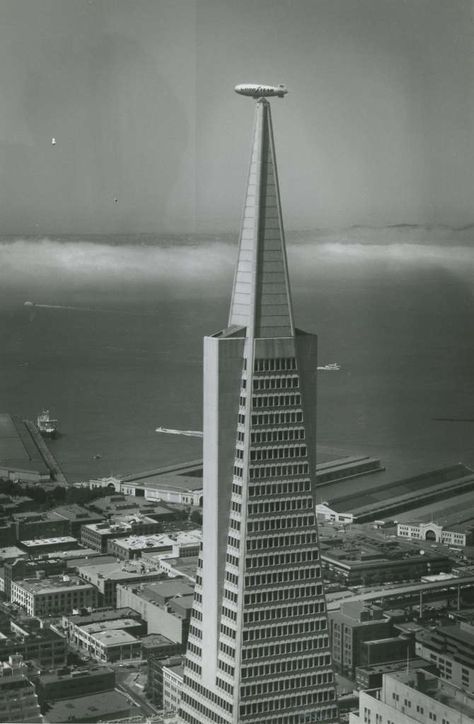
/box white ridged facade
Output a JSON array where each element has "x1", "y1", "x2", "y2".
[{"x1": 179, "y1": 99, "x2": 338, "y2": 724}]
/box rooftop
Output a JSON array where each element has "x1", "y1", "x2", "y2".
[
  {"x1": 82, "y1": 618, "x2": 142, "y2": 635},
  {"x1": 20, "y1": 536, "x2": 77, "y2": 547},
  {"x1": 120, "y1": 578, "x2": 194, "y2": 610},
  {"x1": 91, "y1": 629, "x2": 138, "y2": 646},
  {"x1": 15, "y1": 574, "x2": 94, "y2": 594},
  {"x1": 77, "y1": 559, "x2": 162, "y2": 584},
  {"x1": 82, "y1": 514, "x2": 159, "y2": 535},
  {"x1": 43, "y1": 688, "x2": 139, "y2": 723},
  {"x1": 65, "y1": 608, "x2": 140, "y2": 626},
  {"x1": 387, "y1": 670, "x2": 474, "y2": 719}
]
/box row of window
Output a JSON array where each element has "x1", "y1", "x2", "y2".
[
  {"x1": 216, "y1": 676, "x2": 233, "y2": 696},
  {"x1": 242, "y1": 602, "x2": 324, "y2": 624},
  {"x1": 244, "y1": 583, "x2": 323, "y2": 605},
  {"x1": 219, "y1": 641, "x2": 235, "y2": 658},
  {"x1": 241, "y1": 673, "x2": 333, "y2": 697},
  {"x1": 247, "y1": 480, "x2": 312, "y2": 496},
  {"x1": 247, "y1": 496, "x2": 313, "y2": 514},
  {"x1": 241, "y1": 636, "x2": 329, "y2": 660},
  {"x1": 182, "y1": 676, "x2": 232, "y2": 712},
  {"x1": 225, "y1": 552, "x2": 239, "y2": 568},
  {"x1": 184, "y1": 658, "x2": 202, "y2": 677},
  {"x1": 250, "y1": 462, "x2": 309, "y2": 479},
  {"x1": 246, "y1": 531, "x2": 317, "y2": 550},
  {"x1": 252, "y1": 376, "x2": 299, "y2": 391},
  {"x1": 188, "y1": 625, "x2": 202, "y2": 639},
  {"x1": 251, "y1": 411, "x2": 303, "y2": 425},
  {"x1": 247, "y1": 514, "x2": 315, "y2": 532},
  {"x1": 251, "y1": 427, "x2": 305, "y2": 443},
  {"x1": 180, "y1": 692, "x2": 230, "y2": 722},
  {"x1": 245, "y1": 566, "x2": 320, "y2": 587},
  {"x1": 179, "y1": 706, "x2": 226, "y2": 724},
  {"x1": 254, "y1": 357, "x2": 297, "y2": 372},
  {"x1": 245, "y1": 548, "x2": 319, "y2": 569},
  {"x1": 220, "y1": 623, "x2": 236, "y2": 639},
  {"x1": 221, "y1": 606, "x2": 237, "y2": 622},
  {"x1": 239, "y1": 689, "x2": 335, "y2": 716},
  {"x1": 241, "y1": 654, "x2": 331, "y2": 679},
  {"x1": 227, "y1": 535, "x2": 240, "y2": 549},
  {"x1": 251, "y1": 393, "x2": 301, "y2": 408},
  {"x1": 217, "y1": 659, "x2": 234, "y2": 677},
  {"x1": 242, "y1": 619, "x2": 327, "y2": 642},
  {"x1": 250, "y1": 445, "x2": 307, "y2": 461}
]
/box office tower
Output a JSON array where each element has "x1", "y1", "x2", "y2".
[{"x1": 179, "y1": 95, "x2": 338, "y2": 724}]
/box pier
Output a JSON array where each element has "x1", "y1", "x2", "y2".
[{"x1": 23, "y1": 420, "x2": 68, "y2": 485}]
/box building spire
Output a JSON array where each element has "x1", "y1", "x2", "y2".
[{"x1": 228, "y1": 98, "x2": 295, "y2": 338}]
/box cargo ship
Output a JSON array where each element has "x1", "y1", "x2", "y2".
[{"x1": 36, "y1": 410, "x2": 58, "y2": 438}]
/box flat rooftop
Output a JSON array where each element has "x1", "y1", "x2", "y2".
[
  {"x1": 82, "y1": 618, "x2": 141, "y2": 635},
  {"x1": 388, "y1": 670, "x2": 474, "y2": 720},
  {"x1": 114, "y1": 529, "x2": 202, "y2": 551},
  {"x1": 0, "y1": 546, "x2": 26, "y2": 560},
  {"x1": 77, "y1": 559, "x2": 162, "y2": 583},
  {"x1": 91, "y1": 628, "x2": 138, "y2": 646},
  {"x1": 20, "y1": 536, "x2": 77, "y2": 547},
  {"x1": 66, "y1": 608, "x2": 140, "y2": 626},
  {"x1": 122, "y1": 578, "x2": 194, "y2": 607},
  {"x1": 113, "y1": 533, "x2": 175, "y2": 551},
  {"x1": 43, "y1": 689, "x2": 139, "y2": 723},
  {"x1": 15, "y1": 575, "x2": 94, "y2": 594},
  {"x1": 82, "y1": 515, "x2": 159, "y2": 535}
]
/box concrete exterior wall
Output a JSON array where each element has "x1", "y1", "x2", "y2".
[
  {"x1": 201, "y1": 334, "x2": 244, "y2": 689},
  {"x1": 116, "y1": 585, "x2": 186, "y2": 644}
]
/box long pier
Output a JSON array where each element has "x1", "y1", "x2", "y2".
[{"x1": 24, "y1": 420, "x2": 68, "y2": 485}]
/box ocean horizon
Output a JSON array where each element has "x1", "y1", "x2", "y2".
[{"x1": 1, "y1": 226, "x2": 473, "y2": 485}]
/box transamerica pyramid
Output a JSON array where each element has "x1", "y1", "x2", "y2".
[{"x1": 178, "y1": 94, "x2": 339, "y2": 724}]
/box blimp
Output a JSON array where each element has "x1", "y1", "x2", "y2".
[{"x1": 234, "y1": 83, "x2": 288, "y2": 99}]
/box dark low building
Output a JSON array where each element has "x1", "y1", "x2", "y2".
[
  {"x1": 36, "y1": 665, "x2": 115, "y2": 703},
  {"x1": 355, "y1": 658, "x2": 434, "y2": 690},
  {"x1": 4, "y1": 558, "x2": 67, "y2": 599},
  {"x1": 147, "y1": 654, "x2": 183, "y2": 708}
]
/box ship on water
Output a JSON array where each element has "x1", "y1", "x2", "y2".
[
  {"x1": 36, "y1": 410, "x2": 58, "y2": 438},
  {"x1": 317, "y1": 362, "x2": 341, "y2": 371}
]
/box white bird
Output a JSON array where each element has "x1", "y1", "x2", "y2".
[{"x1": 51, "y1": 138, "x2": 56, "y2": 145}]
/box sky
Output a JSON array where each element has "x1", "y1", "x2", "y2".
[{"x1": 0, "y1": 0, "x2": 473, "y2": 234}]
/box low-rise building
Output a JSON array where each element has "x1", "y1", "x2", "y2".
[
  {"x1": 321, "y1": 536, "x2": 452, "y2": 586},
  {"x1": 0, "y1": 655, "x2": 42, "y2": 723},
  {"x1": 76, "y1": 559, "x2": 164, "y2": 607},
  {"x1": 3, "y1": 558, "x2": 67, "y2": 599},
  {"x1": 80, "y1": 514, "x2": 161, "y2": 553},
  {"x1": 108, "y1": 529, "x2": 202, "y2": 561},
  {"x1": 329, "y1": 602, "x2": 393, "y2": 677},
  {"x1": 46, "y1": 505, "x2": 104, "y2": 537},
  {"x1": 62, "y1": 608, "x2": 145, "y2": 663},
  {"x1": 13, "y1": 511, "x2": 69, "y2": 541},
  {"x1": 162, "y1": 659, "x2": 184, "y2": 713},
  {"x1": 355, "y1": 658, "x2": 434, "y2": 691},
  {"x1": 117, "y1": 578, "x2": 194, "y2": 645},
  {"x1": 397, "y1": 521, "x2": 474, "y2": 547},
  {"x1": 350, "y1": 669, "x2": 474, "y2": 724},
  {"x1": 18, "y1": 536, "x2": 79, "y2": 555},
  {"x1": 156, "y1": 555, "x2": 198, "y2": 582},
  {"x1": 415, "y1": 619, "x2": 474, "y2": 693},
  {"x1": 0, "y1": 546, "x2": 27, "y2": 563},
  {"x1": 11, "y1": 574, "x2": 97, "y2": 616},
  {"x1": 147, "y1": 654, "x2": 184, "y2": 709},
  {"x1": 36, "y1": 665, "x2": 115, "y2": 702},
  {"x1": 43, "y1": 689, "x2": 139, "y2": 723},
  {"x1": 0, "y1": 617, "x2": 67, "y2": 667}
]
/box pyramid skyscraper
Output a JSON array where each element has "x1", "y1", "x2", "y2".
[{"x1": 179, "y1": 96, "x2": 338, "y2": 724}]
